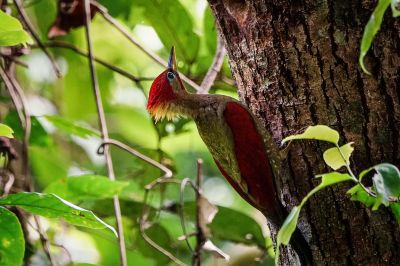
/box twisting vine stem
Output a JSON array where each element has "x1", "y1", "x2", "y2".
[{"x1": 82, "y1": 0, "x2": 127, "y2": 265}]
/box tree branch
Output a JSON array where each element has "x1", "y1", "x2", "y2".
[
  {"x1": 38, "y1": 41, "x2": 153, "y2": 83},
  {"x1": 13, "y1": 0, "x2": 61, "y2": 77},
  {"x1": 198, "y1": 34, "x2": 226, "y2": 94},
  {"x1": 193, "y1": 159, "x2": 204, "y2": 266},
  {"x1": 82, "y1": 1, "x2": 126, "y2": 265},
  {"x1": 91, "y1": 1, "x2": 202, "y2": 92}
]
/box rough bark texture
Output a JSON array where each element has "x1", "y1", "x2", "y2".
[{"x1": 208, "y1": 0, "x2": 400, "y2": 265}]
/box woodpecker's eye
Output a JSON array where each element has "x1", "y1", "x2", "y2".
[{"x1": 167, "y1": 71, "x2": 175, "y2": 81}]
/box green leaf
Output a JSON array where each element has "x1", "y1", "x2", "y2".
[
  {"x1": 347, "y1": 184, "x2": 379, "y2": 208},
  {"x1": 275, "y1": 207, "x2": 301, "y2": 265},
  {"x1": 0, "y1": 192, "x2": 117, "y2": 236},
  {"x1": 391, "y1": 0, "x2": 400, "y2": 17},
  {"x1": 359, "y1": 0, "x2": 391, "y2": 74},
  {"x1": 0, "y1": 124, "x2": 13, "y2": 138},
  {"x1": 0, "y1": 207, "x2": 24, "y2": 266},
  {"x1": 281, "y1": 125, "x2": 340, "y2": 145},
  {"x1": 44, "y1": 175, "x2": 129, "y2": 202},
  {"x1": 137, "y1": 0, "x2": 200, "y2": 64},
  {"x1": 43, "y1": 115, "x2": 100, "y2": 139},
  {"x1": 5, "y1": 112, "x2": 50, "y2": 146},
  {"x1": 390, "y1": 202, "x2": 400, "y2": 223},
  {"x1": 323, "y1": 143, "x2": 354, "y2": 170},
  {"x1": 203, "y1": 6, "x2": 217, "y2": 53},
  {"x1": 315, "y1": 172, "x2": 353, "y2": 188},
  {"x1": 209, "y1": 206, "x2": 266, "y2": 249},
  {"x1": 371, "y1": 163, "x2": 400, "y2": 206},
  {"x1": 0, "y1": 10, "x2": 33, "y2": 46},
  {"x1": 276, "y1": 172, "x2": 351, "y2": 264}
]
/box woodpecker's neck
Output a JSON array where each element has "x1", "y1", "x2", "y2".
[{"x1": 169, "y1": 92, "x2": 212, "y2": 118}]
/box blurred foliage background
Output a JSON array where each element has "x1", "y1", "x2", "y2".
[{"x1": 1, "y1": 0, "x2": 274, "y2": 265}]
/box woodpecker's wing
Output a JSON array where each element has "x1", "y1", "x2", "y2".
[{"x1": 221, "y1": 101, "x2": 278, "y2": 218}]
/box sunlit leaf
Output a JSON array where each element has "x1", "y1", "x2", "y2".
[
  {"x1": 359, "y1": 0, "x2": 391, "y2": 74},
  {"x1": 0, "y1": 10, "x2": 33, "y2": 46},
  {"x1": 43, "y1": 115, "x2": 100, "y2": 139},
  {"x1": 0, "y1": 124, "x2": 13, "y2": 138},
  {"x1": 0, "y1": 207, "x2": 24, "y2": 266},
  {"x1": 0, "y1": 192, "x2": 117, "y2": 236},
  {"x1": 44, "y1": 175, "x2": 129, "y2": 201},
  {"x1": 281, "y1": 125, "x2": 339, "y2": 145},
  {"x1": 323, "y1": 143, "x2": 354, "y2": 170},
  {"x1": 315, "y1": 172, "x2": 353, "y2": 188}
]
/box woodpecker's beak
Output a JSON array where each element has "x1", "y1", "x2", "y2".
[{"x1": 168, "y1": 46, "x2": 177, "y2": 71}]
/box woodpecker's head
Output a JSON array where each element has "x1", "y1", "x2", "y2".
[{"x1": 147, "y1": 47, "x2": 185, "y2": 121}]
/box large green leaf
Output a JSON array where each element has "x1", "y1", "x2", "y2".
[
  {"x1": 203, "y1": 6, "x2": 217, "y2": 53},
  {"x1": 137, "y1": 0, "x2": 200, "y2": 64},
  {"x1": 358, "y1": 163, "x2": 400, "y2": 207},
  {"x1": 323, "y1": 143, "x2": 354, "y2": 170},
  {"x1": 371, "y1": 163, "x2": 400, "y2": 206},
  {"x1": 0, "y1": 124, "x2": 13, "y2": 138},
  {"x1": 43, "y1": 115, "x2": 100, "y2": 139},
  {"x1": 0, "y1": 192, "x2": 116, "y2": 235},
  {"x1": 281, "y1": 125, "x2": 340, "y2": 145},
  {"x1": 0, "y1": 207, "x2": 24, "y2": 266},
  {"x1": 347, "y1": 184, "x2": 380, "y2": 209},
  {"x1": 30, "y1": 145, "x2": 69, "y2": 187},
  {"x1": 4, "y1": 112, "x2": 50, "y2": 146},
  {"x1": 209, "y1": 206, "x2": 266, "y2": 249},
  {"x1": 359, "y1": 0, "x2": 391, "y2": 74},
  {"x1": 44, "y1": 175, "x2": 129, "y2": 202},
  {"x1": 178, "y1": 202, "x2": 265, "y2": 249},
  {"x1": 0, "y1": 10, "x2": 32, "y2": 46}
]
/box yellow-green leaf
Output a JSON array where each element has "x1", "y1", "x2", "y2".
[
  {"x1": 0, "y1": 124, "x2": 13, "y2": 138},
  {"x1": 282, "y1": 125, "x2": 339, "y2": 145},
  {"x1": 323, "y1": 142, "x2": 354, "y2": 170},
  {"x1": 359, "y1": 0, "x2": 391, "y2": 74},
  {"x1": 0, "y1": 10, "x2": 33, "y2": 47}
]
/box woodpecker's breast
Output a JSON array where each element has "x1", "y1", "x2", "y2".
[{"x1": 193, "y1": 98, "x2": 249, "y2": 196}]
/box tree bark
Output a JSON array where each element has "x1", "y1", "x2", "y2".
[{"x1": 208, "y1": 0, "x2": 400, "y2": 265}]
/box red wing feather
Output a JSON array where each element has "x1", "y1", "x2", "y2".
[{"x1": 222, "y1": 102, "x2": 277, "y2": 216}]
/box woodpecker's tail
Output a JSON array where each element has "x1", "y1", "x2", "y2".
[{"x1": 290, "y1": 226, "x2": 313, "y2": 266}]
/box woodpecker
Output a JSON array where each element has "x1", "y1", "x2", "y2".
[{"x1": 147, "y1": 47, "x2": 312, "y2": 265}]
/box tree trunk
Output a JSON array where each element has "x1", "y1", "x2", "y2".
[{"x1": 208, "y1": 0, "x2": 400, "y2": 265}]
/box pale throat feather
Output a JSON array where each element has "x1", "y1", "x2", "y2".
[{"x1": 151, "y1": 92, "x2": 203, "y2": 121}]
